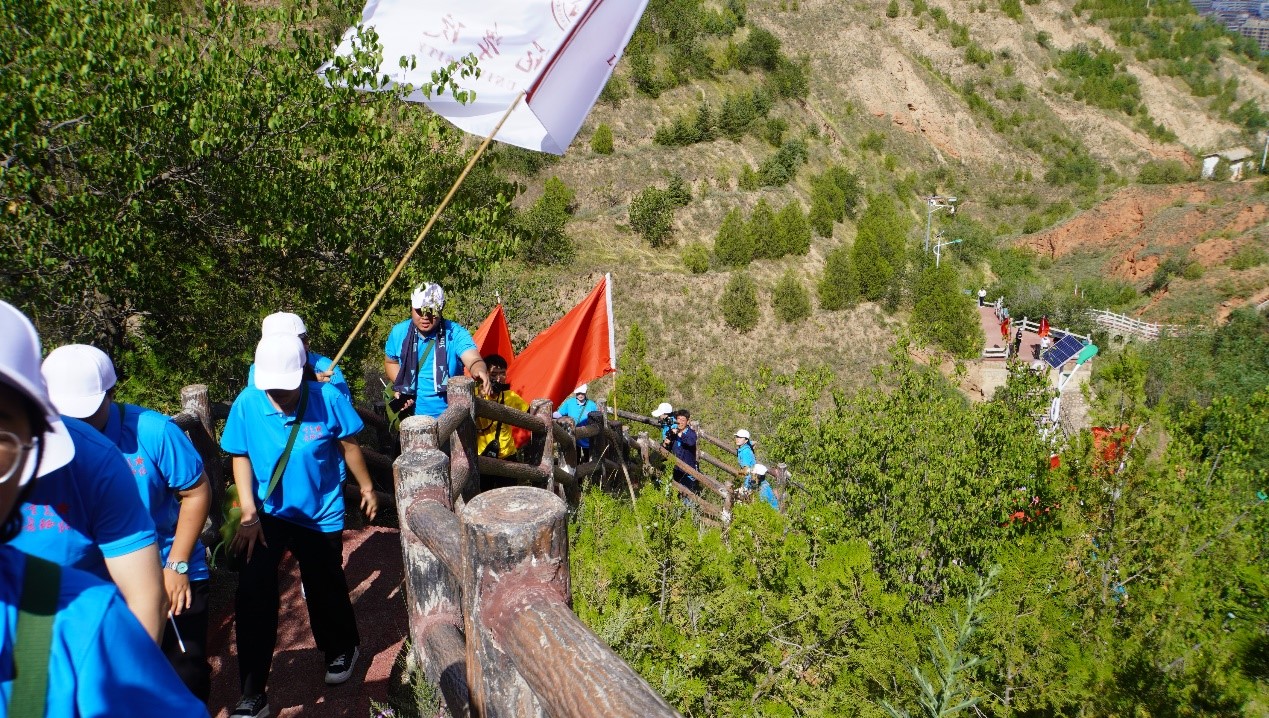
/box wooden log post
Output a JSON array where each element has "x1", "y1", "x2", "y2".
[
  {"x1": 395, "y1": 416, "x2": 470, "y2": 718},
  {"x1": 531, "y1": 400, "x2": 563, "y2": 500},
  {"x1": 447, "y1": 376, "x2": 480, "y2": 504},
  {"x1": 588, "y1": 401, "x2": 608, "y2": 482},
  {"x1": 462, "y1": 487, "x2": 558, "y2": 718},
  {"x1": 179, "y1": 384, "x2": 225, "y2": 542}
]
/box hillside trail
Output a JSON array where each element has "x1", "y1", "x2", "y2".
[{"x1": 206, "y1": 526, "x2": 407, "y2": 718}]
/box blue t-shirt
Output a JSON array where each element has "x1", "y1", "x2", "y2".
[
  {"x1": 248, "y1": 350, "x2": 350, "y2": 399},
  {"x1": 0, "y1": 547, "x2": 208, "y2": 717},
  {"x1": 557, "y1": 397, "x2": 598, "y2": 449},
  {"x1": 10, "y1": 418, "x2": 157, "y2": 581},
  {"x1": 220, "y1": 381, "x2": 365, "y2": 533},
  {"x1": 737, "y1": 443, "x2": 755, "y2": 469},
  {"x1": 383, "y1": 318, "x2": 476, "y2": 419},
  {"x1": 759, "y1": 480, "x2": 779, "y2": 510},
  {"x1": 103, "y1": 403, "x2": 209, "y2": 582}
]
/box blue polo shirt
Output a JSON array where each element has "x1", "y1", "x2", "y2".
[
  {"x1": 383, "y1": 318, "x2": 476, "y2": 418},
  {"x1": 760, "y1": 480, "x2": 779, "y2": 510},
  {"x1": 737, "y1": 442, "x2": 755, "y2": 469},
  {"x1": 11, "y1": 417, "x2": 157, "y2": 581},
  {"x1": 0, "y1": 548, "x2": 208, "y2": 717},
  {"x1": 104, "y1": 403, "x2": 209, "y2": 582},
  {"x1": 248, "y1": 350, "x2": 350, "y2": 399},
  {"x1": 557, "y1": 397, "x2": 598, "y2": 449},
  {"x1": 220, "y1": 381, "x2": 364, "y2": 533}
]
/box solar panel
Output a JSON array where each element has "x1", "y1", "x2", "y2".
[{"x1": 1043, "y1": 335, "x2": 1085, "y2": 369}]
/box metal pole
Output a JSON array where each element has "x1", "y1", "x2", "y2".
[{"x1": 1261, "y1": 132, "x2": 1268, "y2": 173}]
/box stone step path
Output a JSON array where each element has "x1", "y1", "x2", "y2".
[{"x1": 207, "y1": 526, "x2": 407, "y2": 717}]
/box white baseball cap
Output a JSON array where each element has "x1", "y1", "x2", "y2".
[
  {"x1": 411, "y1": 283, "x2": 446, "y2": 311},
  {"x1": 261, "y1": 311, "x2": 307, "y2": 337},
  {"x1": 42, "y1": 344, "x2": 117, "y2": 419},
  {"x1": 574, "y1": 384, "x2": 588, "y2": 395},
  {"x1": 0, "y1": 301, "x2": 76, "y2": 481},
  {"x1": 735, "y1": 429, "x2": 751, "y2": 439},
  {"x1": 650, "y1": 402, "x2": 673, "y2": 418},
  {"x1": 253, "y1": 334, "x2": 306, "y2": 391},
  {"x1": 753, "y1": 463, "x2": 768, "y2": 476}
]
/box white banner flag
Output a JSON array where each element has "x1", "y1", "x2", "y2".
[{"x1": 328, "y1": 0, "x2": 649, "y2": 155}]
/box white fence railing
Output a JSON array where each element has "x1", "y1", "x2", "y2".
[{"x1": 1087, "y1": 309, "x2": 1180, "y2": 341}]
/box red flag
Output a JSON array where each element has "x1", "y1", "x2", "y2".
[
  {"x1": 509, "y1": 274, "x2": 616, "y2": 406},
  {"x1": 472, "y1": 304, "x2": 514, "y2": 362}
]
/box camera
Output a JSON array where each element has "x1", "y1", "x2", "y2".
[
  {"x1": 491, "y1": 380, "x2": 511, "y2": 393},
  {"x1": 659, "y1": 415, "x2": 676, "y2": 432}
]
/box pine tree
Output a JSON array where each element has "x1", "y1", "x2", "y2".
[
  {"x1": 609, "y1": 324, "x2": 667, "y2": 413},
  {"x1": 853, "y1": 222, "x2": 892, "y2": 302},
  {"x1": 590, "y1": 123, "x2": 614, "y2": 154},
  {"x1": 720, "y1": 271, "x2": 760, "y2": 331},
  {"x1": 855, "y1": 194, "x2": 909, "y2": 306},
  {"x1": 747, "y1": 198, "x2": 779, "y2": 259},
  {"x1": 776, "y1": 200, "x2": 812, "y2": 255},
  {"x1": 809, "y1": 191, "x2": 836, "y2": 238},
  {"x1": 629, "y1": 186, "x2": 675, "y2": 247},
  {"x1": 772, "y1": 268, "x2": 812, "y2": 323},
  {"x1": 912, "y1": 262, "x2": 984, "y2": 357},
  {"x1": 713, "y1": 208, "x2": 753, "y2": 266},
  {"x1": 818, "y1": 244, "x2": 860, "y2": 310}
]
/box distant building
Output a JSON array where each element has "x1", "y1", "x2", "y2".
[
  {"x1": 1240, "y1": 16, "x2": 1269, "y2": 51},
  {"x1": 1201, "y1": 147, "x2": 1255, "y2": 180}
]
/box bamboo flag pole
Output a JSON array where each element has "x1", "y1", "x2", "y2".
[{"x1": 326, "y1": 90, "x2": 526, "y2": 372}]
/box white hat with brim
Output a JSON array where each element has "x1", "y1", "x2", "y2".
[
  {"x1": 261, "y1": 311, "x2": 307, "y2": 337},
  {"x1": 735, "y1": 429, "x2": 751, "y2": 439},
  {"x1": 42, "y1": 344, "x2": 117, "y2": 419},
  {"x1": 753, "y1": 463, "x2": 768, "y2": 476},
  {"x1": 574, "y1": 384, "x2": 588, "y2": 395},
  {"x1": 650, "y1": 402, "x2": 673, "y2": 418},
  {"x1": 0, "y1": 302, "x2": 76, "y2": 481},
  {"x1": 411, "y1": 283, "x2": 446, "y2": 311},
  {"x1": 253, "y1": 334, "x2": 306, "y2": 391}
]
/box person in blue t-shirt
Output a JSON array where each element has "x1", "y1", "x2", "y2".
[
  {"x1": 556, "y1": 384, "x2": 599, "y2": 462},
  {"x1": 43, "y1": 344, "x2": 213, "y2": 702},
  {"x1": 734, "y1": 428, "x2": 756, "y2": 488},
  {"x1": 250, "y1": 311, "x2": 351, "y2": 399},
  {"x1": 0, "y1": 301, "x2": 206, "y2": 717},
  {"x1": 753, "y1": 463, "x2": 779, "y2": 510},
  {"x1": 221, "y1": 334, "x2": 380, "y2": 718},
  {"x1": 383, "y1": 283, "x2": 491, "y2": 419}
]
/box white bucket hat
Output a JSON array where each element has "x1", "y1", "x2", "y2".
[
  {"x1": 752, "y1": 463, "x2": 768, "y2": 476},
  {"x1": 253, "y1": 334, "x2": 306, "y2": 391},
  {"x1": 42, "y1": 344, "x2": 118, "y2": 419},
  {"x1": 650, "y1": 402, "x2": 673, "y2": 418},
  {"x1": 411, "y1": 283, "x2": 446, "y2": 311},
  {"x1": 574, "y1": 384, "x2": 588, "y2": 395},
  {"x1": 735, "y1": 429, "x2": 751, "y2": 439},
  {"x1": 0, "y1": 301, "x2": 76, "y2": 481},
  {"x1": 261, "y1": 311, "x2": 307, "y2": 337}
]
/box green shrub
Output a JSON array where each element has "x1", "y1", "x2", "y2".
[
  {"x1": 913, "y1": 263, "x2": 984, "y2": 357},
  {"x1": 772, "y1": 269, "x2": 812, "y2": 323},
  {"x1": 763, "y1": 117, "x2": 788, "y2": 146},
  {"x1": 1229, "y1": 244, "x2": 1268, "y2": 270},
  {"x1": 1182, "y1": 262, "x2": 1205, "y2": 281},
  {"x1": 768, "y1": 56, "x2": 810, "y2": 99},
  {"x1": 747, "y1": 199, "x2": 779, "y2": 259},
  {"x1": 609, "y1": 324, "x2": 666, "y2": 414},
  {"x1": 965, "y1": 42, "x2": 993, "y2": 67},
  {"x1": 738, "y1": 26, "x2": 782, "y2": 71},
  {"x1": 682, "y1": 241, "x2": 711, "y2": 274},
  {"x1": 887, "y1": 0, "x2": 900, "y2": 18},
  {"x1": 860, "y1": 131, "x2": 886, "y2": 152},
  {"x1": 775, "y1": 200, "x2": 812, "y2": 256},
  {"x1": 738, "y1": 165, "x2": 761, "y2": 190},
  {"x1": 628, "y1": 186, "x2": 675, "y2": 247},
  {"x1": 758, "y1": 138, "x2": 808, "y2": 186},
  {"x1": 590, "y1": 123, "x2": 614, "y2": 154},
  {"x1": 809, "y1": 193, "x2": 836, "y2": 238},
  {"x1": 1000, "y1": 0, "x2": 1023, "y2": 20},
  {"x1": 720, "y1": 272, "x2": 760, "y2": 331},
  {"x1": 666, "y1": 173, "x2": 692, "y2": 207},
  {"x1": 1138, "y1": 159, "x2": 1192, "y2": 184},
  {"x1": 713, "y1": 208, "x2": 753, "y2": 266},
  {"x1": 818, "y1": 244, "x2": 860, "y2": 310},
  {"x1": 513, "y1": 176, "x2": 575, "y2": 265}
]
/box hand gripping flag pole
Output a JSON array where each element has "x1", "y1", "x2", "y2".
[{"x1": 325, "y1": 91, "x2": 525, "y2": 372}]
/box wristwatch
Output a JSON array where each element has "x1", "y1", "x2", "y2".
[{"x1": 164, "y1": 560, "x2": 189, "y2": 575}]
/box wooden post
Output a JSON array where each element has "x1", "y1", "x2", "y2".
[
  {"x1": 590, "y1": 401, "x2": 608, "y2": 482},
  {"x1": 462, "y1": 487, "x2": 561, "y2": 718},
  {"x1": 179, "y1": 384, "x2": 225, "y2": 542},
  {"x1": 531, "y1": 400, "x2": 560, "y2": 501},
  {"x1": 180, "y1": 384, "x2": 214, "y2": 438},
  {"x1": 394, "y1": 425, "x2": 470, "y2": 717},
  {"x1": 447, "y1": 376, "x2": 479, "y2": 503}
]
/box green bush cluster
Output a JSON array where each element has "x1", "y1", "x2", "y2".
[
  {"x1": 757, "y1": 138, "x2": 808, "y2": 186},
  {"x1": 652, "y1": 89, "x2": 774, "y2": 147},
  {"x1": 514, "y1": 176, "x2": 577, "y2": 266},
  {"x1": 911, "y1": 262, "x2": 984, "y2": 357},
  {"x1": 1228, "y1": 244, "x2": 1268, "y2": 270},
  {"x1": 1138, "y1": 159, "x2": 1193, "y2": 184},
  {"x1": 818, "y1": 244, "x2": 860, "y2": 310},
  {"x1": 628, "y1": 185, "x2": 677, "y2": 247},
  {"x1": 1056, "y1": 43, "x2": 1143, "y2": 115},
  {"x1": 771, "y1": 269, "x2": 812, "y2": 323},
  {"x1": 608, "y1": 323, "x2": 667, "y2": 414},
  {"x1": 590, "y1": 123, "x2": 614, "y2": 154},
  {"x1": 808, "y1": 165, "x2": 863, "y2": 237},
  {"x1": 682, "y1": 241, "x2": 711, "y2": 273},
  {"x1": 714, "y1": 199, "x2": 812, "y2": 266},
  {"x1": 852, "y1": 194, "x2": 911, "y2": 305},
  {"x1": 719, "y1": 271, "x2": 760, "y2": 331}
]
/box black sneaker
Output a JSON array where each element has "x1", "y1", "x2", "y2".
[
  {"x1": 230, "y1": 693, "x2": 269, "y2": 718},
  {"x1": 324, "y1": 646, "x2": 360, "y2": 685}
]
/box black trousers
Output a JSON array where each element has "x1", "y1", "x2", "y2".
[
  {"x1": 162, "y1": 578, "x2": 211, "y2": 703},
  {"x1": 235, "y1": 514, "x2": 360, "y2": 696}
]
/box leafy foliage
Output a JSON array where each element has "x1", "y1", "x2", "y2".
[
  {"x1": 591, "y1": 123, "x2": 615, "y2": 154},
  {"x1": 609, "y1": 324, "x2": 668, "y2": 414},
  {"x1": 771, "y1": 269, "x2": 812, "y2": 323},
  {"x1": 682, "y1": 241, "x2": 711, "y2": 274},
  {"x1": 746, "y1": 199, "x2": 779, "y2": 260},
  {"x1": 719, "y1": 271, "x2": 759, "y2": 331},
  {"x1": 514, "y1": 177, "x2": 576, "y2": 266},
  {"x1": 629, "y1": 185, "x2": 677, "y2": 247},
  {"x1": 713, "y1": 208, "x2": 753, "y2": 267},
  {"x1": 1138, "y1": 158, "x2": 1193, "y2": 184},
  {"x1": 774, "y1": 200, "x2": 812, "y2": 256},
  {"x1": 818, "y1": 244, "x2": 860, "y2": 310},
  {"x1": 758, "y1": 138, "x2": 809, "y2": 186},
  {"x1": 911, "y1": 262, "x2": 984, "y2": 358}
]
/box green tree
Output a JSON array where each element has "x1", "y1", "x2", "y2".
[
  {"x1": 666, "y1": 173, "x2": 693, "y2": 207},
  {"x1": 818, "y1": 244, "x2": 860, "y2": 310},
  {"x1": 609, "y1": 323, "x2": 668, "y2": 414},
  {"x1": 887, "y1": 0, "x2": 901, "y2": 17},
  {"x1": 514, "y1": 177, "x2": 576, "y2": 266},
  {"x1": 629, "y1": 186, "x2": 676, "y2": 247},
  {"x1": 771, "y1": 269, "x2": 811, "y2": 323},
  {"x1": 591, "y1": 123, "x2": 615, "y2": 154},
  {"x1": 0, "y1": 0, "x2": 515, "y2": 401},
  {"x1": 713, "y1": 208, "x2": 753, "y2": 266},
  {"x1": 775, "y1": 200, "x2": 812, "y2": 256},
  {"x1": 682, "y1": 241, "x2": 710, "y2": 273},
  {"x1": 853, "y1": 228, "x2": 892, "y2": 302},
  {"x1": 737, "y1": 26, "x2": 782, "y2": 71},
  {"x1": 720, "y1": 271, "x2": 760, "y2": 331},
  {"x1": 912, "y1": 262, "x2": 984, "y2": 357},
  {"x1": 746, "y1": 199, "x2": 779, "y2": 259},
  {"x1": 852, "y1": 194, "x2": 909, "y2": 303}
]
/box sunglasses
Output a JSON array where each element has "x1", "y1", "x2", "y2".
[
  {"x1": 0, "y1": 430, "x2": 35, "y2": 484},
  {"x1": 414, "y1": 307, "x2": 439, "y2": 319}
]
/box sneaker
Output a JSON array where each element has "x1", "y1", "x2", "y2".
[
  {"x1": 230, "y1": 693, "x2": 269, "y2": 718},
  {"x1": 324, "y1": 646, "x2": 360, "y2": 685}
]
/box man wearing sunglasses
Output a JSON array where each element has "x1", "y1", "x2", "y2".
[{"x1": 383, "y1": 283, "x2": 491, "y2": 419}]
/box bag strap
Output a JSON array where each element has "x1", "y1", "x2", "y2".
[
  {"x1": 10, "y1": 555, "x2": 60, "y2": 717},
  {"x1": 418, "y1": 338, "x2": 437, "y2": 394},
  {"x1": 264, "y1": 383, "x2": 309, "y2": 501}
]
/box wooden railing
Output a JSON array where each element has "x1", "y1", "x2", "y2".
[
  {"x1": 394, "y1": 376, "x2": 680, "y2": 717},
  {"x1": 1087, "y1": 309, "x2": 1180, "y2": 340}
]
